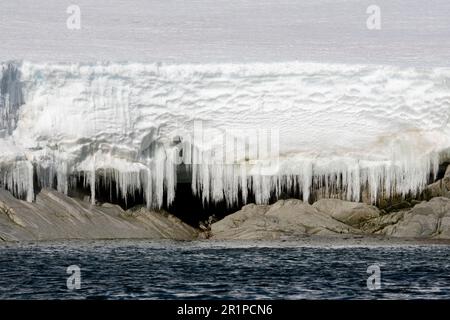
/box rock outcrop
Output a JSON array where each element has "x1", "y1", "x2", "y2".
[
  {"x1": 382, "y1": 197, "x2": 450, "y2": 239},
  {"x1": 312, "y1": 199, "x2": 380, "y2": 228},
  {"x1": 423, "y1": 165, "x2": 450, "y2": 199},
  {"x1": 0, "y1": 188, "x2": 198, "y2": 241},
  {"x1": 211, "y1": 199, "x2": 359, "y2": 240},
  {"x1": 211, "y1": 196, "x2": 450, "y2": 241}
]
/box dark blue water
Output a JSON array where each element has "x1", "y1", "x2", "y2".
[{"x1": 1, "y1": 240, "x2": 450, "y2": 299}]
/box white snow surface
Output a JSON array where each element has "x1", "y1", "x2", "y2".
[{"x1": 1, "y1": 0, "x2": 450, "y2": 66}]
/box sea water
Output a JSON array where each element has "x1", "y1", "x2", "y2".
[{"x1": 0, "y1": 240, "x2": 449, "y2": 299}]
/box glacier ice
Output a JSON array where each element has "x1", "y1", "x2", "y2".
[
  {"x1": 0, "y1": 60, "x2": 449, "y2": 209},
  {"x1": 1, "y1": 63, "x2": 23, "y2": 134}
]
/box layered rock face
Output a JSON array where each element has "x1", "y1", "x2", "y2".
[{"x1": 0, "y1": 188, "x2": 197, "y2": 241}]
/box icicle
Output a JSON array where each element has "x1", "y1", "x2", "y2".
[
  {"x1": 25, "y1": 161, "x2": 34, "y2": 202},
  {"x1": 56, "y1": 162, "x2": 69, "y2": 195},
  {"x1": 90, "y1": 161, "x2": 96, "y2": 205},
  {"x1": 165, "y1": 147, "x2": 177, "y2": 205},
  {"x1": 145, "y1": 166, "x2": 152, "y2": 209}
]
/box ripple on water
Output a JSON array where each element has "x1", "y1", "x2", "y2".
[{"x1": 0, "y1": 241, "x2": 449, "y2": 299}]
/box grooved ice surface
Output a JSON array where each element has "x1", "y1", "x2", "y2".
[{"x1": 0, "y1": 61, "x2": 449, "y2": 207}]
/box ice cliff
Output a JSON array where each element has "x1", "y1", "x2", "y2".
[{"x1": 0, "y1": 61, "x2": 449, "y2": 208}]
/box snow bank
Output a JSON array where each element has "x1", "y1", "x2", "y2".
[{"x1": 1, "y1": 61, "x2": 449, "y2": 207}]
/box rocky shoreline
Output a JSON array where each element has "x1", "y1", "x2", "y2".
[
  {"x1": 209, "y1": 197, "x2": 450, "y2": 241},
  {"x1": 0, "y1": 188, "x2": 198, "y2": 242},
  {"x1": 1, "y1": 165, "x2": 449, "y2": 244}
]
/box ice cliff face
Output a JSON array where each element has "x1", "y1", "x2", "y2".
[
  {"x1": 0, "y1": 61, "x2": 449, "y2": 208},
  {"x1": 1, "y1": 64, "x2": 23, "y2": 134}
]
